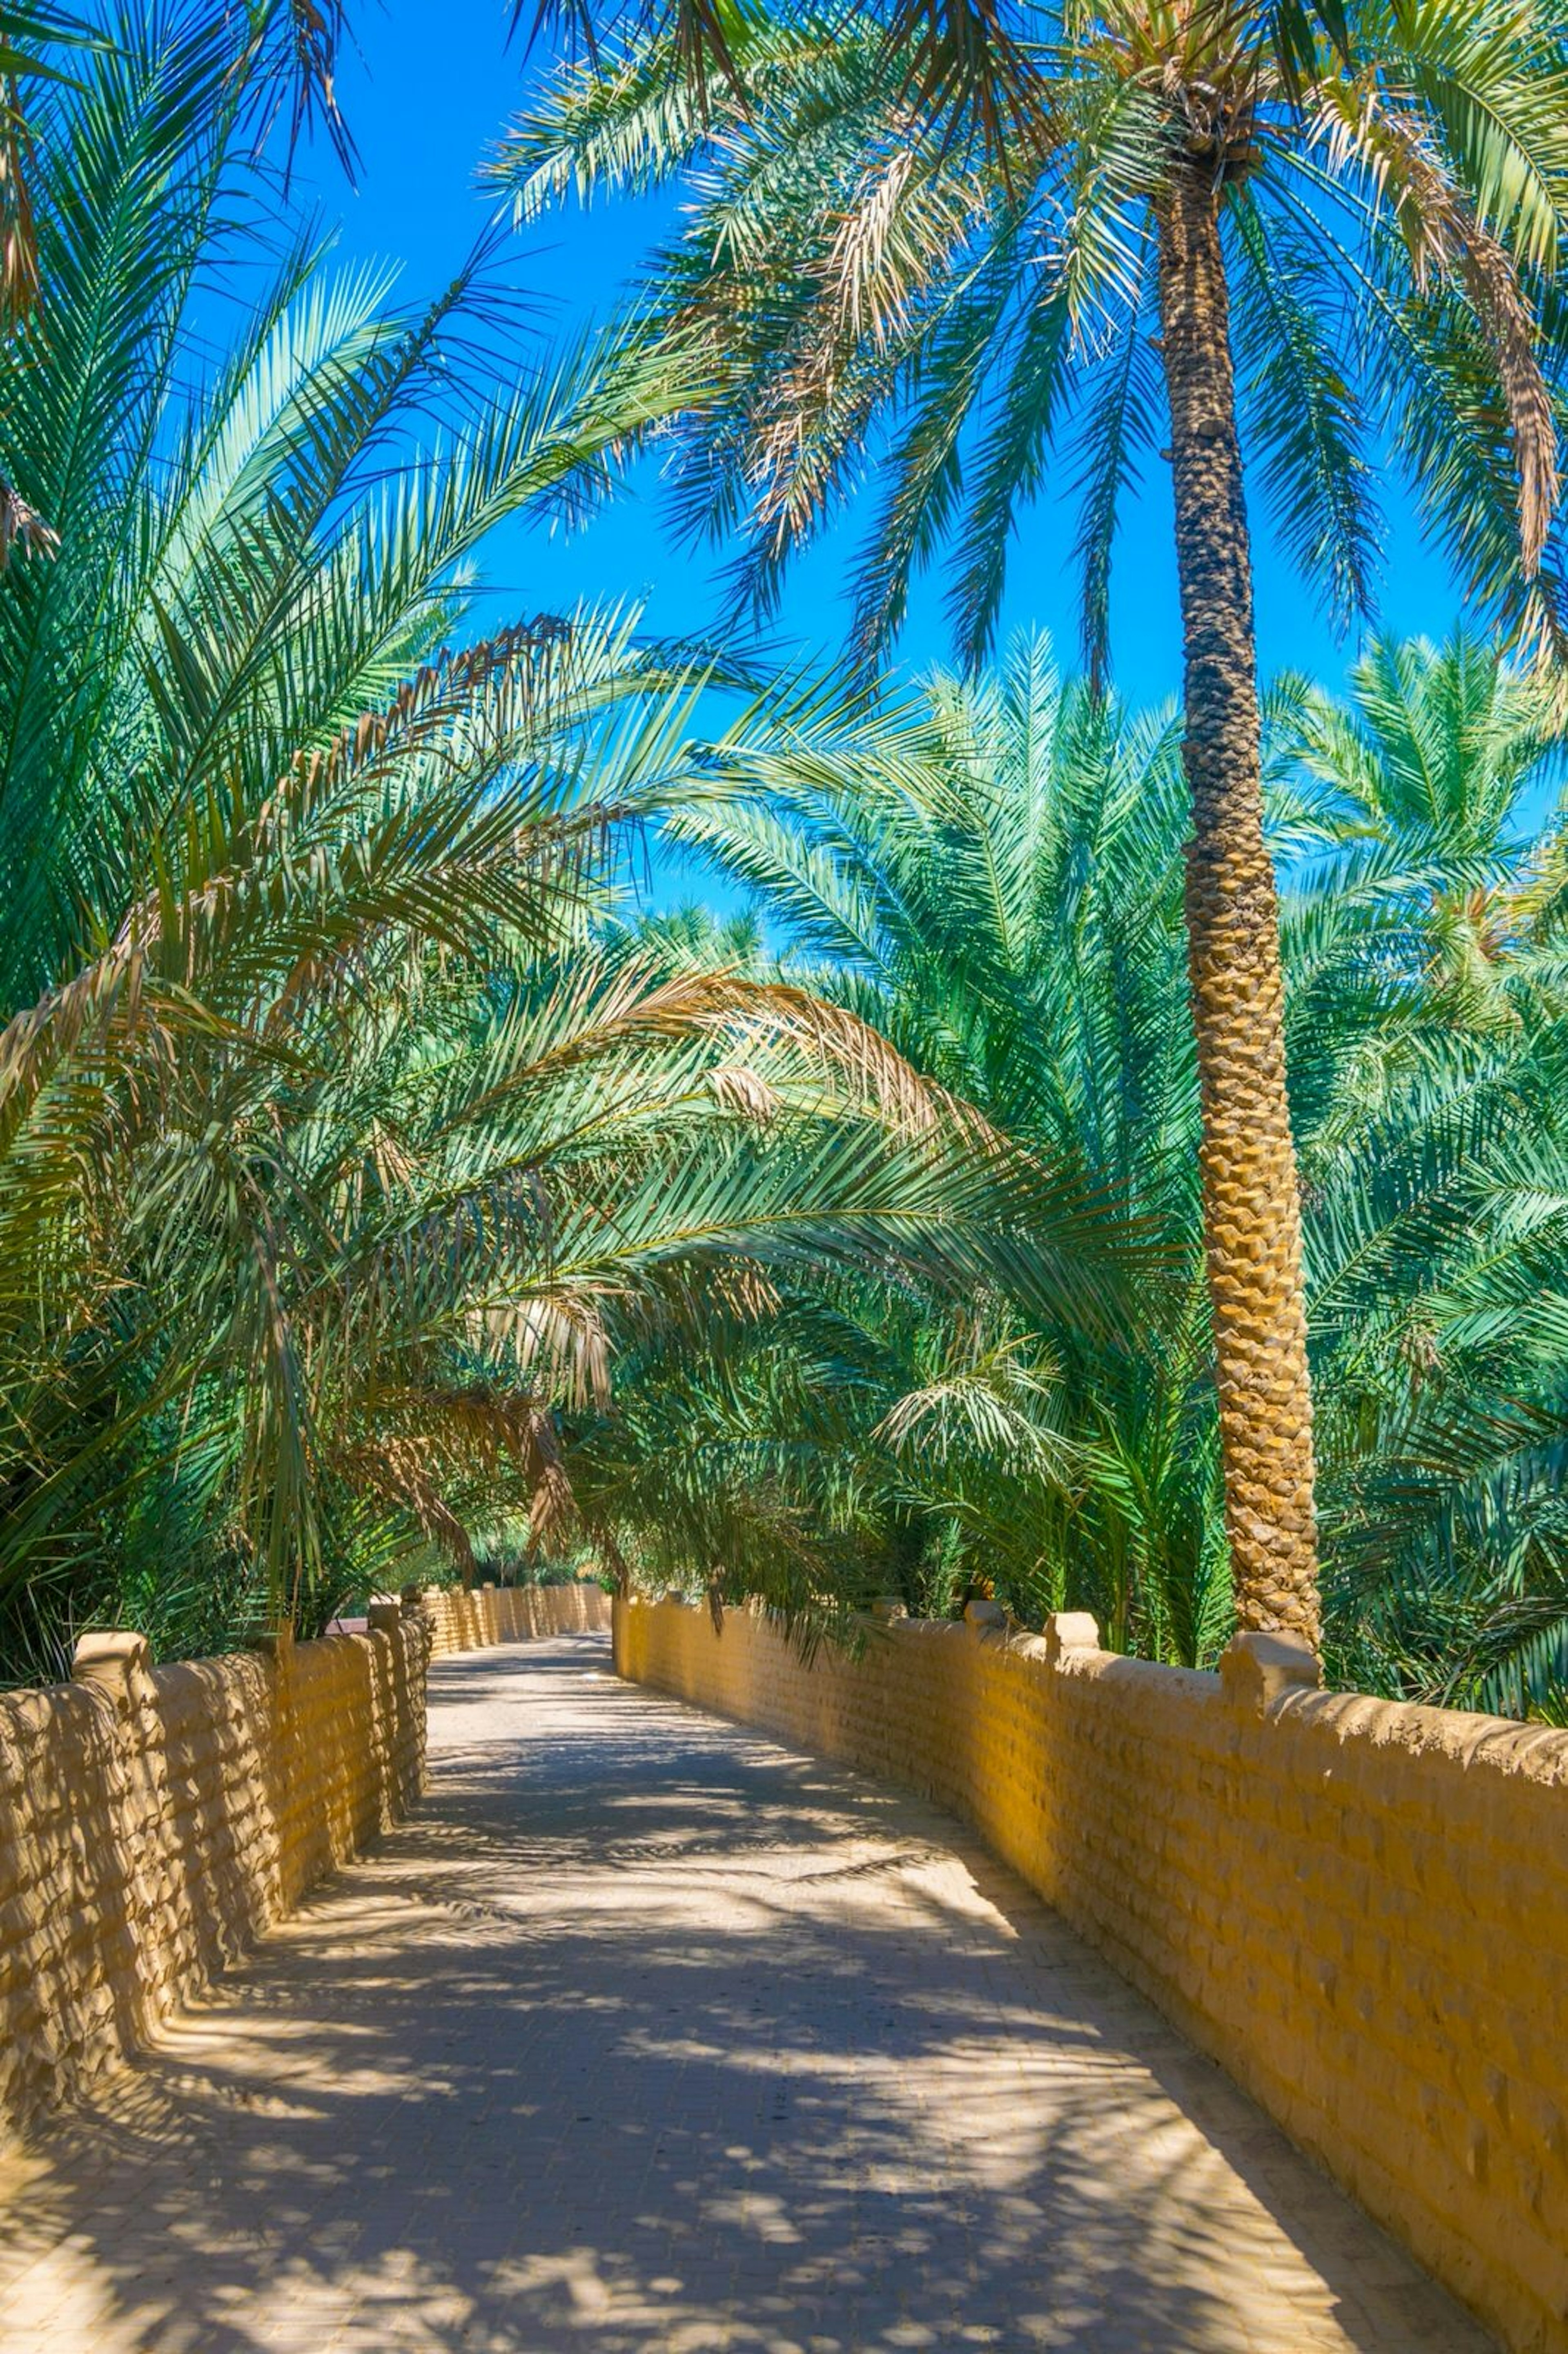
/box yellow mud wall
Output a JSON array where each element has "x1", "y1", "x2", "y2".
[
  {"x1": 615, "y1": 1595, "x2": 1568, "y2": 2354},
  {"x1": 421, "y1": 1578, "x2": 612, "y2": 1656},
  {"x1": 0, "y1": 1620, "x2": 427, "y2": 2138}
]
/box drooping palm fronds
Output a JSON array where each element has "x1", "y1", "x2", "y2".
[
  {"x1": 497, "y1": 1, "x2": 1568, "y2": 675},
  {"x1": 497, "y1": 0, "x2": 1568, "y2": 1656},
  {"x1": 2, "y1": 12, "x2": 1125, "y2": 1677},
  {"x1": 563, "y1": 638, "x2": 1224, "y2": 1659},
  {"x1": 590, "y1": 630, "x2": 1568, "y2": 1712}
]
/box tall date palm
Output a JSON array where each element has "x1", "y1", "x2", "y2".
[
  {"x1": 500, "y1": 0, "x2": 1568, "y2": 1643},
  {"x1": 616, "y1": 630, "x2": 1568, "y2": 1711}
]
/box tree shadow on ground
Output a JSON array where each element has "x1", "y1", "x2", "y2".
[{"x1": 0, "y1": 1636, "x2": 1493, "y2": 2354}]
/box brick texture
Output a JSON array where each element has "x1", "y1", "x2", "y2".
[
  {"x1": 0, "y1": 1621, "x2": 430, "y2": 2137},
  {"x1": 616, "y1": 1596, "x2": 1568, "y2": 2354},
  {"x1": 419, "y1": 1578, "x2": 611, "y2": 1656},
  {"x1": 0, "y1": 1579, "x2": 609, "y2": 2142},
  {"x1": 0, "y1": 1580, "x2": 610, "y2": 2141}
]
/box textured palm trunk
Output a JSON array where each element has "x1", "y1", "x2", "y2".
[{"x1": 1156, "y1": 157, "x2": 1321, "y2": 1649}]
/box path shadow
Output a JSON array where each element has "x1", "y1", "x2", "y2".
[{"x1": 0, "y1": 1634, "x2": 1494, "y2": 2354}]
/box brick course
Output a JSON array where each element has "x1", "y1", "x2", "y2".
[
  {"x1": 419, "y1": 1578, "x2": 611, "y2": 1656},
  {"x1": 0, "y1": 1622, "x2": 428, "y2": 2136}
]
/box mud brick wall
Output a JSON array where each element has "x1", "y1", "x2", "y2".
[
  {"x1": 616, "y1": 1594, "x2": 1568, "y2": 2354},
  {"x1": 0, "y1": 1617, "x2": 427, "y2": 2138},
  {"x1": 419, "y1": 1578, "x2": 611, "y2": 1656}
]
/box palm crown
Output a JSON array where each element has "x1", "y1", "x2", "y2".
[
  {"x1": 634, "y1": 629, "x2": 1568, "y2": 1706},
  {"x1": 504, "y1": 3, "x2": 1568, "y2": 672}
]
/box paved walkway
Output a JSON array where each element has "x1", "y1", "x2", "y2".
[{"x1": 0, "y1": 1636, "x2": 1494, "y2": 2353}]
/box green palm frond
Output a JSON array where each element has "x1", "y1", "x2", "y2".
[{"x1": 591, "y1": 624, "x2": 1568, "y2": 1706}]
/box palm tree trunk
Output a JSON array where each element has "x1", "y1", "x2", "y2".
[{"x1": 1155, "y1": 157, "x2": 1321, "y2": 1649}]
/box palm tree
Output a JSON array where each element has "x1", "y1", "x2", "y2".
[
  {"x1": 498, "y1": 0, "x2": 1568, "y2": 1646},
  {"x1": 1281, "y1": 629, "x2": 1564, "y2": 1020},
  {"x1": 1274, "y1": 632, "x2": 1568, "y2": 1711},
  {"x1": 0, "y1": 11, "x2": 1151, "y2": 1676},
  {"x1": 627, "y1": 629, "x2": 1568, "y2": 1708},
  {"x1": 654, "y1": 637, "x2": 1232, "y2": 1656},
  {"x1": 0, "y1": 6, "x2": 1011, "y2": 1674}
]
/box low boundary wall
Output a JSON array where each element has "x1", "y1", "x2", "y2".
[
  {"x1": 616, "y1": 1594, "x2": 1568, "y2": 2354},
  {"x1": 0, "y1": 1579, "x2": 609, "y2": 2141},
  {"x1": 419, "y1": 1578, "x2": 611, "y2": 1656},
  {"x1": 0, "y1": 1616, "x2": 428, "y2": 2138}
]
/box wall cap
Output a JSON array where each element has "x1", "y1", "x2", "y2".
[
  {"x1": 1044, "y1": 1612, "x2": 1101, "y2": 1667},
  {"x1": 1220, "y1": 1629, "x2": 1321, "y2": 1713},
  {"x1": 253, "y1": 1623, "x2": 297, "y2": 1678},
  {"x1": 71, "y1": 1630, "x2": 156, "y2": 1707}
]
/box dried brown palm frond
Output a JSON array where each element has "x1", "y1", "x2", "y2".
[
  {"x1": 478, "y1": 1296, "x2": 616, "y2": 1411},
  {"x1": 883, "y1": 0, "x2": 1050, "y2": 170},
  {"x1": 1312, "y1": 86, "x2": 1559, "y2": 578},
  {"x1": 266, "y1": 617, "x2": 577, "y2": 825},
  {"x1": 0, "y1": 473, "x2": 54, "y2": 560},
  {"x1": 275, "y1": 0, "x2": 358, "y2": 181},
  {"x1": 335, "y1": 1382, "x2": 571, "y2": 1580},
  {"x1": 687, "y1": 970, "x2": 989, "y2": 1135},
  {"x1": 0, "y1": 98, "x2": 38, "y2": 329},
  {"x1": 709, "y1": 1061, "x2": 783, "y2": 1120}
]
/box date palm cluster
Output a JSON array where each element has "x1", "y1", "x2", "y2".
[
  {"x1": 0, "y1": 7, "x2": 1098, "y2": 1674},
  {"x1": 595, "y1": 634, "x2": 1568, "y2": 1714},
  {"x1": 499, "y1": 0, "x2": 1568, "y2": 1661}
]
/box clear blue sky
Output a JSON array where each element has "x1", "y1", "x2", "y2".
[{"x1": 299, "y1": 0, "x2": 1465, "y2": 715}]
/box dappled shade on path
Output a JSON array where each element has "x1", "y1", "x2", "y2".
[{"x1": 0, "y1": 1636, "x2": 1492, "y2": 2352}]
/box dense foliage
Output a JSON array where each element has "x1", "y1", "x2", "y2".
[
  {"x1": 499, "y1": 0, "x2": 1568, "y2": 1652},
  {"x1": 0, "y1": 7, "x2": 1123, "y2": 1677},
  {"x1": 559, "y1": 634, "x2": 1568, "y2": 1714}
]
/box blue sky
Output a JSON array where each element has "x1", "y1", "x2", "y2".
[{"x1": 302, "y1": 0, "x2": 1465, "y2": 716}]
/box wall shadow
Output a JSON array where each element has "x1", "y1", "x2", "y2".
[{"x1": 0, "y1": 1634, "x2": 1494, "y2": 2354}]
